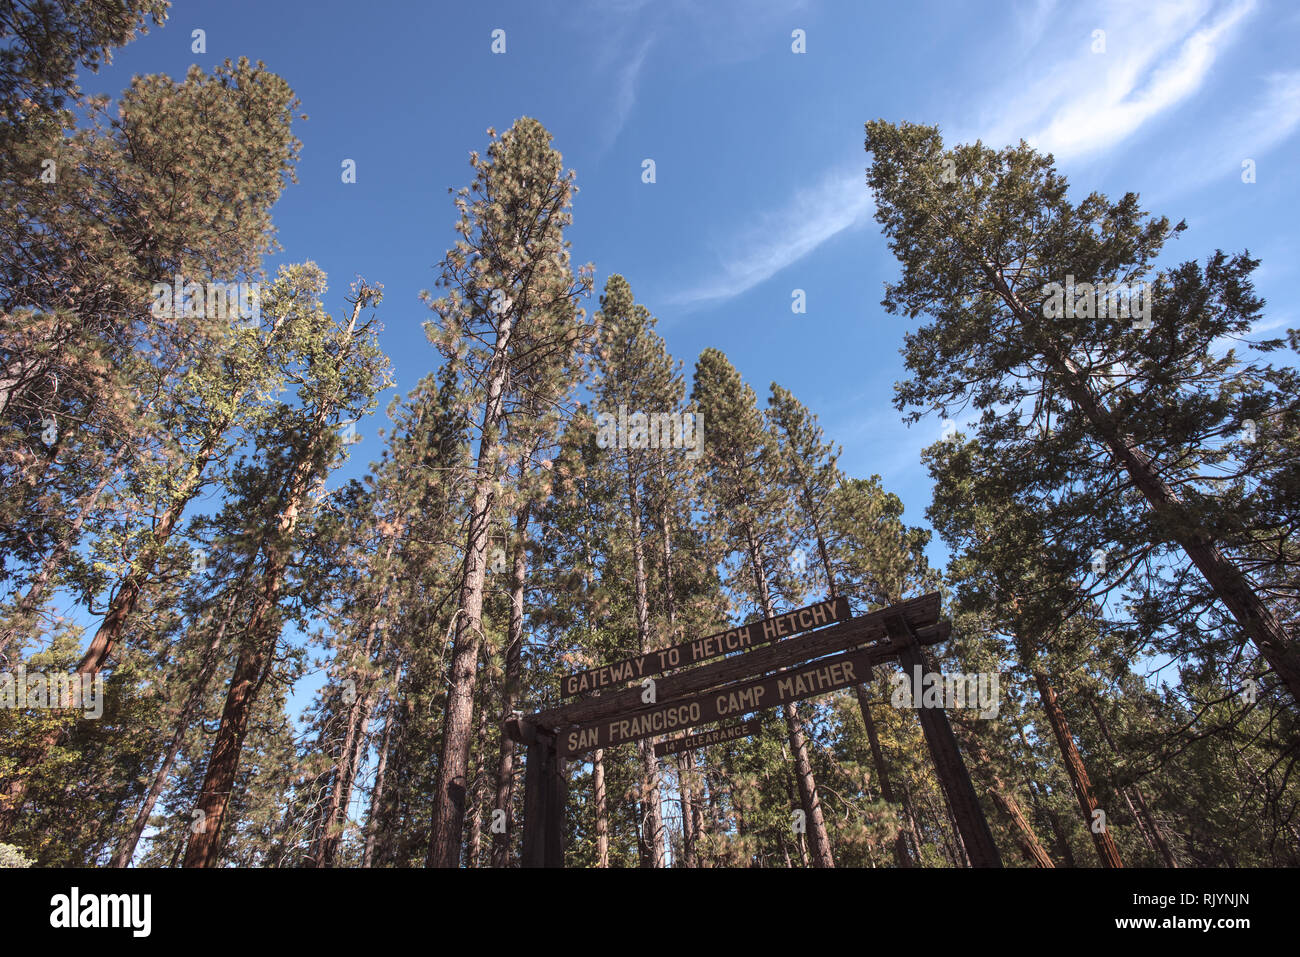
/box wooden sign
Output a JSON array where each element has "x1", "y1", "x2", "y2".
[
  {"x1": 561, "y1": 596, "x2": 849, "y2": 698},
  {"x1": 655, "y1": 718, "x2": 761, "y2": 757},
  {"x1": 527, "y1": 593, "x2": 945, "y2": 735},
  {"x1": 560, "y1": 643, "x2": 883, "y2": 758}
]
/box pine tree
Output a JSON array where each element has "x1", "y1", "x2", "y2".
[
  {"x1": 863, "y1": 120, "x2": 1300, "y2": 707},
  {"x1": 691, "y1": 348, "x2": 835, "y2": 867},
  {"x1": 184, "y1": 271, "x2": 390, "y2": 867},
  {"x1": 422, "y1": 118, "x2": 593, "y2": 868}
]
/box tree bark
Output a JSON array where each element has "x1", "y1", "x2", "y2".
[
  {"x1": 1033, "y1": 671, "x2": 1123, "y2": 867},
  {"x1": 362, "y1": 704, "x2": 392, "y2": 868},
  {"x1": 742, "y1": 524, "x2": 834, "y2": 867},
  {"x1": 592, "y1": 748, "x2": 609, "y2": 868},
  {"x1": 426, "y1": 306, "x2": 515, "y2": 868},
  {"x1": 626, "y1": 462, "x2": 666, "y2": 867},
  {"x1": 490, "y1": 502, "x2": 530, "y2": 868},
  {"x1": 110, "y1": 591, "x2": 238, "y2": 868}
]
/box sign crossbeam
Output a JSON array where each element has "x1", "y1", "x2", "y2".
[
  {"x1": 514, "y1": 592, "x2": 943, "y2": 737},
  {"x1": 561, "y1": 597, "x2": 850, "y2": 698},
  {"x1": 559, "y1": 636, "x2": 910, "y2": 758}
]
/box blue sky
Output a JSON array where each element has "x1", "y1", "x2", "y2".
[{"x1": 82, "y1": 0, "x2": 1300, "y2": 555}]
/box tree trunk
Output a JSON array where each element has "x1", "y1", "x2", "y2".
[
  {"x1": 655, "y1": 457, "x2": 697, "y2": 867},
  {"x1": 854, "y1": 688, "x2": 914, "y2": 867},
  {"x1": 490, "y1": 502, "x2": 530, "y2": 868},
  {"x1": 319, "y1": 691, "x2": 376, "y2": 868},
  {"x1": 310, "y1": 627, "x2": 384, "y2": 867},
  {"x1": 182, "y1": 292, "x2": 355, "y2": 867},
  {"x1": 181, "y1": 558, "x2": 289, "y2": 869},
  {"x1": 426, "y1": 309, "x2": 514, "y2": 868},
  {"x1": 0, "y1": 443, "x2": 222, "y2": 835},
  {"x1": 996, "y1": 274, "x2": 1300, "y2": 706},
  {"x1": 676, "y1": 751, "x2": 698, "y2": 868},
  {"x1": 987, "y1": 784, "x2": 1053, "y2": 867},
  {"x1": 779, "y1": 747, "x2": 812, "y2": 867},
  {"x1": 1086, "y1": 697, "x2": 1178, "y2": 867},
  {"x1": 1044, "y1": 806, "x2": 1078, "y2": 868},
  {"x1": 1033, "y1": 671, "x2": 1123, "y2": 867},
  {"x1": 742, "y1": 524, "x2": 834, "y2": 867},
  {"x1": 592, "y1": 748, "x2": 609, "y2": 868},
  {"x1": 963, "y1": 733, "x2": 1053, "y2": 867},
  {"x1": 0, "y1": 449, "x2": 121, "y2": 658},
  {"x1": 626, "y1": 463, "x2": 666, "y2": 867},
  {"x1": 0, "y1": 308, "x2": 297, "y2": 835},
  {"x1": 110, "y1": 591, "x2": 238, "y2": 868},
  {"x1": 464, "y1": 673, "x2": 495, "y2": 867},
  {"x1": 362, "y1": 705, "x2": 392, "y2": 868}
]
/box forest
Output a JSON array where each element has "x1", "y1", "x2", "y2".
[{"x1": 1, "y1": 1, "x2": 1297, "y2": 870}]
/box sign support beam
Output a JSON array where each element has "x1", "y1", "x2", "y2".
[{"x1": 520, "y1": 723, "x2": 565, "y2": 868}]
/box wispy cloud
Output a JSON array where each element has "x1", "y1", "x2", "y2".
[
  {"x1": 597, "y1": 35, "x2": 654, "y2": 154},
  {"x1": 663, "y1": 0, "x2": 1262, "y2": 310},
  {"x1": 588, "y1": 0, "x2": 807, "y2": 154},
  {"x1": 1241, "y1": 70, "x2": 1300, "y2": 154},
  {"x1": 668, "y1": 167, "x2": 874, "y2": 307},
  {"x1": 977, "y1": 0, "x2": 1256, "y2": 162},
  {"x1": 1149, "y1": 69, "x2": 1300, "y2": 198}
]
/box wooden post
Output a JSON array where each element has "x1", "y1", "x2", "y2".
[
  {"x1": 520, "y1": 723, "x2": 565, "y2": 868},
  {"x1": 548, "y1": 743, "x2": 567, "y2": 868},
  {"x1": 887, "y1": 614, "x2": 1003, "y2": 868}
]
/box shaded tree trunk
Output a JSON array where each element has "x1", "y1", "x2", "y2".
[
  {"x1": 592, "y1": 748, "x2": 609, "y2": 868},
  {"x1": 111, "y1": 590, "x2": 239, "y2": 868},
  {"x1": 1033, "y1": 671, "x2": 1123, "y2": 868},
  {"x1": 426, "y1": 308, "x2": 514, "y2": 868},
  {"x1": 964, "y1": 733, "x2": 1053, "y2": 867},
  {"x1": 362, "y1": 703, "x2": 392, "y2": 868},
  {"x1": 1087, "y1": 696, "x2": 1177, "y2": 867},
  {"x1": 491, "y1": 502, "x2": 530, "y2": 868},
  {"x1": 742, "y1": 524, "x2": 834, "y2": 867}
]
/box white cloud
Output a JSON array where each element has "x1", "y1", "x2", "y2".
[
  {"x1": 667, "y1": 0, "x2": 1261, "y2": 310},
  {"x1": 598, "y1": 35, "x2": 654, "y2": 153},
  {"x1": 668, "y1": 167, "x2": 874, "y2": 307},
  {"x1": 976, "y1": 0, "x2": 1256, "y2": 162}
]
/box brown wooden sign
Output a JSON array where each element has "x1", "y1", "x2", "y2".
[
  {"x1": 654, "y1": 718, "x2": 761, "y2": 757},
  {"x1": 527, "y1": 593, "x2": 945, "y2": 735},
  {"x1": 561, "y1": 596, "x2": 849, "y2": 698},
  {"x1": 516, "y1": 596, "x2": 1002, "y2": 869},
  {"x1": 560, "y1": 642, "x2": 883, "y2": 758}
]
